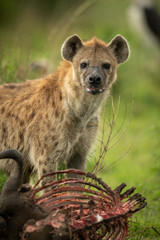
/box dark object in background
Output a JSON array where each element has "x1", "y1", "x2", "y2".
[
  {"x1": 144, "y1": 1, "x2": 160, "y2": 43},
  {"x1": 0, "y1": 149, "x2": 147, "y2": 240},
  {"x1": 128, "y1": 0, "x2": 160, "y2": 46}
]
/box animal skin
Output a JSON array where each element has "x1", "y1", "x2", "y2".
[{"x1": 0, "y1": 34, "x2": 130, "y2": 185}]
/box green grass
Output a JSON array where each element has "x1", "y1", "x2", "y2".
[{"x1": 0, "y1": 0, "x2": 160, "y2": 238}]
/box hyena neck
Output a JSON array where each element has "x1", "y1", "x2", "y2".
[{"x1": 63, "y1": 68, "x2": 106, "y2": 125}]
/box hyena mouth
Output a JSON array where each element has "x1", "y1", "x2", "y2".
[{"x1": 83, "y1": 86, "x2": 106, "y2": 95}]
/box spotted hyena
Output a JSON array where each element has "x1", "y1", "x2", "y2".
[{"x1": 0, "y1": 34, "x2": 130, "y2": 184}]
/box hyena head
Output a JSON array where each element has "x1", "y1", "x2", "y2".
[{"x1": 61, "y1": 34, "x2": 130, "y2": 95}]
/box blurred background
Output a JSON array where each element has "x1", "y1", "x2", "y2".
[{"x1": 0, "y1": 0, "x2": 160, "y2": 238}]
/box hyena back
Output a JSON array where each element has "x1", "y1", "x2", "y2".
[{"x1": 0, "y1": 34, "x2": 130, "y2": 184}]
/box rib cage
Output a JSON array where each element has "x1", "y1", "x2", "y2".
[{"x1": 22, "y1": 169, "x2": 147, "y2": 240}]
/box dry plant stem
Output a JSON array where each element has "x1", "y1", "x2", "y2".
[
  {"x1": 99, "y1": 96, "x2": 121, "y2": 165},
  {"x1": 92, "y1": 95, "x2": 134, "y2": 175},
  {"x1": 92, "y1": 96, "x2": 121, "y2": 175},
  {"x1": 110, "y1": 99, "x2": 127, "y2": 142},
  {"x1": 105, "y1": 143, "x2": 133, "y2": 170},
  {"x1": 108, "y1": 95, "x2": 134, "y2": 151}
]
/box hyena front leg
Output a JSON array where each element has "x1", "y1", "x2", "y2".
[
  {"x1": 30, "y1": 141, "x2": 57, "y2": 188},
  {"x1": 36, "y1": 155, "x2": 58, "y2": 187},
  {"x1": 29, "y1": 131, "x2": 59, "y2": 188},
  {"x1": 67, "y1": 117, "x2": 99, "y2": 178}
]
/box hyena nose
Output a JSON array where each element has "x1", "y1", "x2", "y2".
[{"x1": 88, "y1": 75, "x2": 101, "y2": 85}]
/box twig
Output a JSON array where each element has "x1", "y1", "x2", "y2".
[
  {"x1": 104, "y1": 143, "x2": 133, "y2": 170},
  {"x1": 108, "y1": 95, "x2": 134, "y2": 151},
  {"x1": 91, "y1": 95, "x2": 134, "y2": 176}
]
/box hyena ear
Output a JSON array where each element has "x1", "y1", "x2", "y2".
[
  {"x1": 61, "y1": 35, "x2": 83, "y2": 62},
  {"x1": 108, "y1": 35, "x2": 130, "y2": 64}
]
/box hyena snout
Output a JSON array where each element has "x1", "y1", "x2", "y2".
[
  {"x1": 88, "y1": 74, "x2": 102, "y2": 85},
  {"x1": 84, "y1": 71, "x2": 105, "y2": 95}
]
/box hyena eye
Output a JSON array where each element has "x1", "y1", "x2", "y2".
[
  {"x1": 102, "y1": 63, "x2": 111, "y2": 70},
  {"x1": 80, "y1": 62, "x2": 88, "y2": 69}
]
